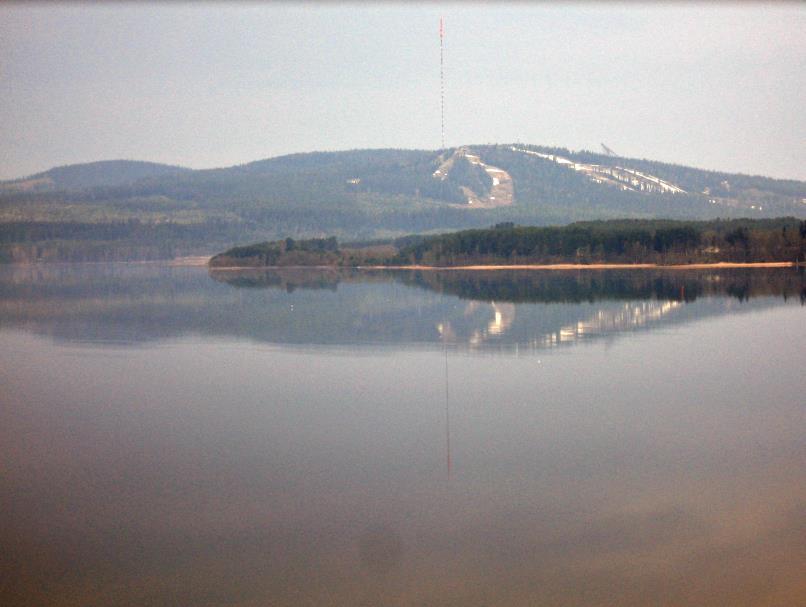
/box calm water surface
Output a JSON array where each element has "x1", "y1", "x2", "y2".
[{"x1": 1, "y1": 265, "x2": 804, "y2": 606}]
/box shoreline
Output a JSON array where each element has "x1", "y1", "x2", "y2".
[
  {"x1": 208, "y1": 261, "x2": 803, "y2": 271},
  {"x1": 168, "y1": 256, "x2": 214, "y2": 267}
]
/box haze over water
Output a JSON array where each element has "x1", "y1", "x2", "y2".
[{"x1": 1, "y1": 265, "x2": 804, "y2": 606}]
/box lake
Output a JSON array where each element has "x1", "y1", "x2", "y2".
[{"x1": 1, "y1": 264, "x2": 804, "y2": 606}]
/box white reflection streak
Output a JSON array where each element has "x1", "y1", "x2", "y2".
[
  {"x1": 542, "y1": 300, "x2": 683, "y2": 349},
  {"x1": 443, "y1": 299, "x2": 684, "y2": 351},
  {"x1": 468, "y1": 302, "x2": 517, "y2": 347}
]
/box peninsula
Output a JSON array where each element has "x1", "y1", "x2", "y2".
[{"x1": 209, "y1": 219, "x2": 806, "y2": 270}]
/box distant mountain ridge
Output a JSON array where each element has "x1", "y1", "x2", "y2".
[
  {"x1": 1, "y1": 144, "x2": 805, "y2": 262},
  {"x1": 4, "y1": 145, "x2": 804, "y2": 199},
  {"x1": 2, "y1": 159, "x2": 191, "y2": 192}
]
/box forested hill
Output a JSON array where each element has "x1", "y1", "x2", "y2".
[
  {"x1": 2, "y1": 145, "x2": 805, "y2": 262},
  {"x1": 1, "y1": 160, "x2": 191, "y2": 192}
]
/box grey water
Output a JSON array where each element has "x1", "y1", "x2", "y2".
[{"x1": 1, "y1": 264, "x2": 804, "y2": 606}]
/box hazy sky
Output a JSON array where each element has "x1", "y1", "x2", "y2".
[{"x1": 1, "y1": 2, "x2": 804, "y2": 180}]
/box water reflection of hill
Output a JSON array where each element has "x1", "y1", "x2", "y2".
[
  {"x1": 393, "y1": 268, "x2": 806, "y2": 304},
  {"x1": 210, "y1": 266, "x2": 806, "y2": 304},
  {"x1": 0, "y1": 264, "x2": 802, "y2": 350}
]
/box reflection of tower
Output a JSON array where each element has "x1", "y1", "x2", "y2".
[{"x1": 444, "y1": 345, "x2": 451, "y2": 479}]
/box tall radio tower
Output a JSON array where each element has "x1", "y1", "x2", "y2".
[{"x1": 439, "y1": 16, "x2": 445, "y2": 150}]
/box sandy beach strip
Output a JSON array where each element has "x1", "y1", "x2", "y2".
[
  {"x1": 371, "y1": 261, "x2": 801, "y2": 271},
  {"x1": 208, "y1": 261, "x2": 802, "y2": 271},
  {"x1": 169, "y1": 256, "x2": 213, "y2": 267}
]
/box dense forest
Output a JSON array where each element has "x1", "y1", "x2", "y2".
[
  {"x1": 3, "y1": 145, "x2": 805, "y2": 262},
  {"x1": 396, "y1": 218, "x2": 806, "y2": 265},
  {"x1": 209, "y1": 218, "x2": 806, "y2": 268}
]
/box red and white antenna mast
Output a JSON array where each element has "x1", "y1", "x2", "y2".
[{"x1": 439, "y1": 16, "x2": 445, "y2": 150}]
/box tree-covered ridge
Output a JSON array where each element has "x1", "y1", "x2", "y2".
[
  {"x1": 4, "y1": 146, "x2": 804, "y2": 215},
  {"x1": 472, "y1": 145, "x2": 806, "y2": 220},
  {"x1": 210, "y1": 218, "x2": 806, "y2": 268},
  {"x1": 0, "y1": 160, "x2": 191, "y2": 192},
  {"x1": 2, "y1": 145, "x2": 806, "y2": 262}
]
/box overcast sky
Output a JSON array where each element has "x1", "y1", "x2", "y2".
[{"x1": 1, "y1": 2, "x2": 804, "y2": 180}]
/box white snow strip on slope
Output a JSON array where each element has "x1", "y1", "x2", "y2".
[{"x1": 510, "y1": 147, "x2": 686, "y2": 194}]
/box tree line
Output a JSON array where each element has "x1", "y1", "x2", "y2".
[
  {"x1": 209, "y1": 218, "x2": 806, "y2": 268},
  {"x1": 399, "y1": 218, "x2": 806, "y2": 265},
  {"x1": 396, "y1": 219, "x2": 806, "y2": 265}
]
